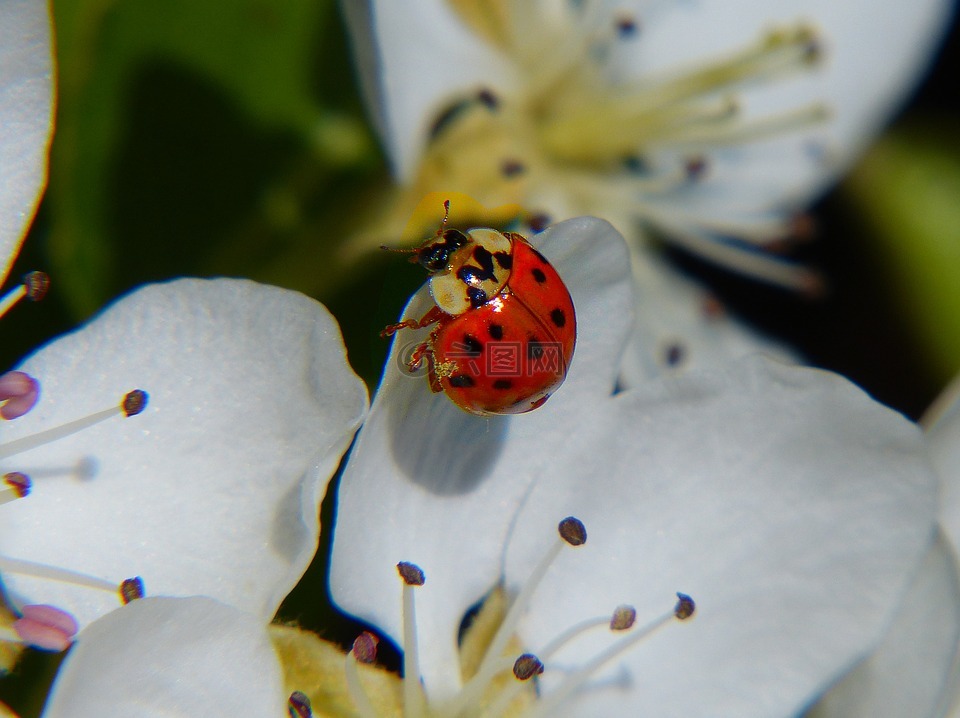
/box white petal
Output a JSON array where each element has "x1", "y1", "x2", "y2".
[
  {"x1": 928, "y1": 375, "x2": 960, "y2": 555},
  {"x1": 43, "y1": 596, "x2": 284, "y2": 717},
  {"x1": 507, "y1": 357, "x2": 936, "y2": 716},
  {"x1": 330, "y1": 216, "x2": 633, "y2": 694},
  {"x1": 625, "y1": 0, "x2": 952, "y2": 217},
  {"x1": 1, "y1": 278, "x2": 368, "y2": 629},
  {"x1": 0, "y1": 0, "x2": 54, "y2": 284},
  {"x1": 340, "y1": 0, "x2": 514, "y2": 180},
  {"x1": 806, "y1": 532, "x2": 960, "y2": 718}
]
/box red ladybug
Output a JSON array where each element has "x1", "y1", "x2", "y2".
[{"x1": 382, "y1": 202, "x2": 576, "y2": 416}]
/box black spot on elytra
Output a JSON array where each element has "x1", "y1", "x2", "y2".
[
  {"x1": 531, "y1": 268, "x2": 547, "y2": 284},
  {"x1": 468, "y1": 287, "x2": 488, "y2": 308},
  {"x1": 493, "y1": 379, "x2": 513, "y2": 390},
  {"x1": 462, "y1": 334, "x2": 483, "y2": 355},
  {"x1": 494, "y1": 251, "x2": 512, "y2": 270},
  {"x1": 488, "y1": 324, "x2": 504, "y2": 340},
  {"x1": 449, "y1": 374, "x2": 475, "y2": 388},
  {"x1": 550, "y1": 308, "x2": 566, "y2": 328},
  {"x1": 530, "y1": 247, "x2": 549, "y2": 264}
]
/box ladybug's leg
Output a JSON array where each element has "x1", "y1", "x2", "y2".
[
  {"x1": 405, "y1": 336, "x2": 443, "y2": 393},
  {"x1": 407, "y1": 342, "x2": 429, "y2": 370},
  {"x1": 380, "y1": 305, "x2": 446, "y2": 339}
]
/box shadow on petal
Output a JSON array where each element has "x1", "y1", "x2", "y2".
[{"x1": 385, "y1": 371, "x2": 510, "y2": 495}]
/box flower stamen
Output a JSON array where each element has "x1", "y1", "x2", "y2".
[
  {"x1": 0, "y1": 604, "x2": 78, "y2": 652},
  {"x1": 287, "y1": 690, "x2": 314, "y2": 718},
  {"x1": 0, "y1": 389, "x2": 149, "y2": 460},
  {"x1": 1, "y1": 472, "x2": 31, "y2": 503},
  {"x1": 0, "y1": 271, "x2": 49, "y2": 320},
  {"x1": 451, "y1": 517, "x2": 587, "y2": 713},
  {"x1": 0, "y1": 555, "x2": 143, "y2": 603},
  {"x1": 525, "y1": 593, "x2": 696, "y2": 718},
  {"x1": 0, "y1": 371, "x2": 40, "y2": 420},
  {"x1": 344, "y1": 633, "x2": 381, "y2": 718},
  {"x1": 397, "y1": 561, "x2": 428, "y2": 716}
]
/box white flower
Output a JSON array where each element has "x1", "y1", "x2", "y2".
[
  {"x1": 326, "y1": 217, "x2": 940, "y2": 716},
  {"x1": 38, "y1": 219, "x2": 945, "y2": 716},
  {"x1": 0, "y1": 2, "x2": 369, "y2": 649},
  {"x1": 0, "y1": 278, "x2": 368, "y2": 633},
  {"x1": 341, "y1": 0, "x2": 950, "y2": 378},
  {"x1": 345, "y1": 0, "x2": 949, "y2": 256}
]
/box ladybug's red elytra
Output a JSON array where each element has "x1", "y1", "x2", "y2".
[{"x1": 382, "y1": 202, "x2": 576, "y2": 416}]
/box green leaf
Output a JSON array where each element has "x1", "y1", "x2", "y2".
[{"x1": 45, "y1": 0, "x2": 377, "y2": 317}]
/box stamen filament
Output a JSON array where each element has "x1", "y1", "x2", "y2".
[
  {"x1": 344, "y1": 654, "x2": 380, "y2": 718},
  {"x1": 542, "y1": 26, "x2": 821, "y2": 162},
  {"x1": 401, "y1": 579, "x2": 426, "y2": 716},
  {"x1": 536, "y1": 615, "x2": 612, "y2": 659},
  {"x1": 0, "y1": 555, "x2": 120, "y2": 594},
  {"x1": 0, "y1": 272, "x2": 49, "y2": 320},
  {"x1": 0, "y1": 284, "x2": 27, "y2": 320},
  {"x1": 0, "y1": 390, "x2": 147, "y2": 460},
  {"x1": 659, "y1": 103, "x2": 830, "y2": 147},
  {"x1": 486, "y1": 611, "x2": 630, "y2": 718},
  {"x1": 525, "y1": 610, "x2": 676, "y2": 718},
  {"x1": 452, "y1": 537, "x2": 566, "y2": 713},
  {"x1": 642, "y1": 212, "x2": 822, "y2": 292}
]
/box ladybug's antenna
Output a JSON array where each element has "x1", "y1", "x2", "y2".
[
  {"x1": 379, "y1": 199, "x2": 454, "y2": 256},
  {"x1": 439, "y1": 199, "x2": 451, "y2": 232}
]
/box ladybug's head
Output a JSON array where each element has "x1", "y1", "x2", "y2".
[{"x1": 417, "y1": 229, "x2": 469, "y2": 273}]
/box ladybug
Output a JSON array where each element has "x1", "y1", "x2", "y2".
[{"x1": 382, "y1": 202, "x2": 576, "y2": 416}]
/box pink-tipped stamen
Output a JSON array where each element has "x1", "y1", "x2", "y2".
[
  {"x1": 12, "y1": 604, "x2": 78, "y2": 652},
  {"x1": 0, "y1": 371, "x2": 40, "y2": 420}
]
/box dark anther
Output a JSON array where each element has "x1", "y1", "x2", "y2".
[
  {"x1": 122, "y1": 390, "x2": 149, "y2": 417},
  {"x1": 513, "y1": 653, "x2": 544, "y2": 680},
  {"x1": 674, "y1": 593, "x2": 696, "y2": 620},
  {"x1": 476, "y1": 88, "x2": 499, "y2": 110},
  {"x1": 615, "y1": 14, "x2": 639, "y2": 37},
  {"x1": 527, "y1": 213, "x2": 552, "y2": 233},
  {"x1": 4, "y1": 472, "x2": 31, "y2": 498},
  {"x1": 352, "y1": 632, "x2": 379, "y2": 664},
  {"x1": 664, "y1": 343, "x2": 685, "y2": 368},
  {"x1": 119, "y1": 576, "x2": 145, "y2": 604},
  {"x1": 558, "y1": 517, "x2": 587, "y2": 546},
  {"x1": 288, "y1": 690, "x2": 313, "y2": 718},
  {"x1": 685, "y1": 156, "x2": 708, "y2": 180},
  {"x1": 22, "y1": 271, "x2": 50, "y2": 302},
  {"x1": 501, "y1": 159, "x2": 526, "y2": 177},
  {"x1": 397, "y1": 562, "x2": 426, "y2": 586},
  {"x1": 610, "y1": 605, "x2": 637, "y2": 631}
]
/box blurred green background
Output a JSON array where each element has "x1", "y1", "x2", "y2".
[{"x1": 2, "y1": 0, "x2": 959, "y2": 713}]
